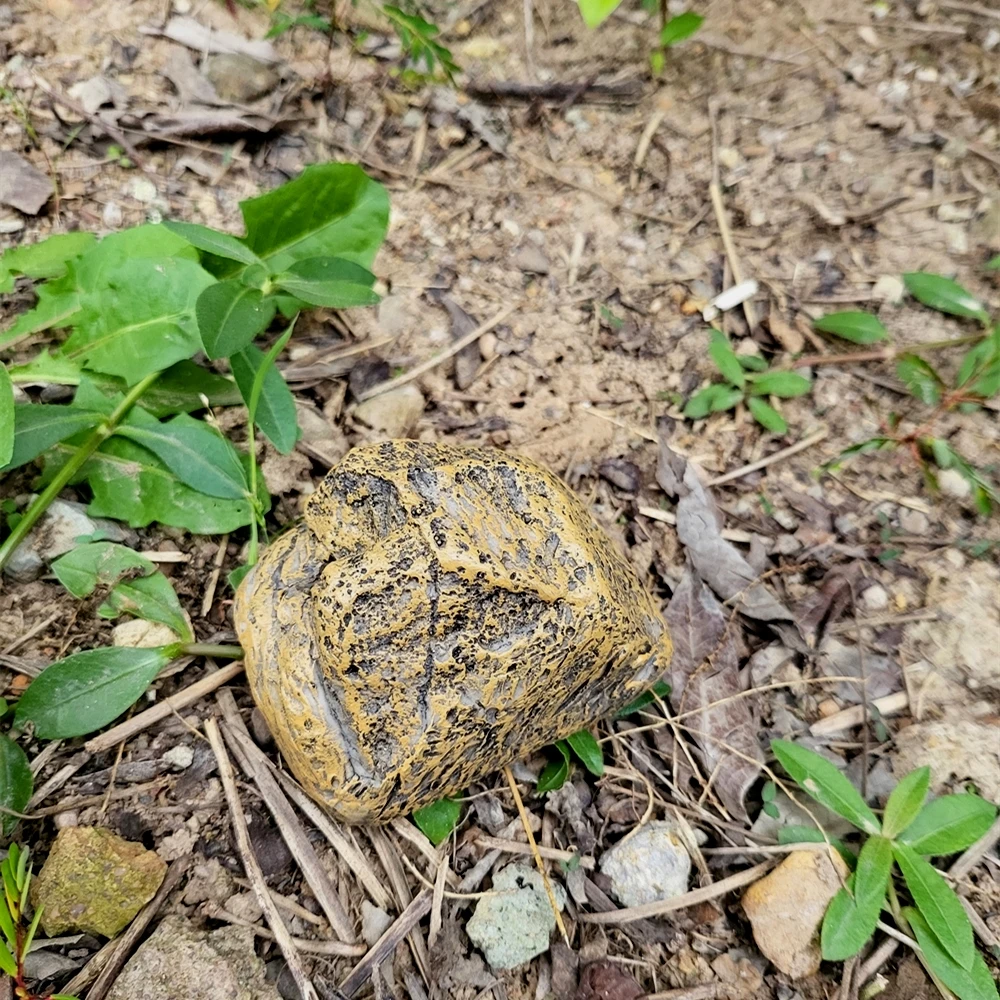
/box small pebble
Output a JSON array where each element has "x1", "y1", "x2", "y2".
[
  {"x1": 861, "y1": 584, "x2": 889, "y2": 612},
  {"x1": 128, "y1": 177, "x2": 157, "y2": 204},
  {"x1": 898, "y1": 508, "x2": 929, "y2": 535},
  {"x1": 939, "y1": 468, "x2": 971, "y2": 499},
  {"x1": 163, "y1": 745, "x2": 195, "y2": 770},
  {"x1": 54, "y1": 811, "x2": 79, "y2": 829}
]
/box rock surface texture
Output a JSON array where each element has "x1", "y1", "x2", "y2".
[{"x1": 234, "y1": 440, "x2": 671, "y2": 823}]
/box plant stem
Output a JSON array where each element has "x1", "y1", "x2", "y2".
[
  {"x1": 181, "y1": 643, "x2": 244, "y2": 659},
  {"x1": 792, "y1": 334, "x2": 986, "y2": 370},
  {"x1": 0, "y1": 370, "x2": 161, "y2": 572}
]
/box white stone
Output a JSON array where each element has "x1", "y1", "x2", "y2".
[
  {"x1": 163, "y1": 745, "x2": 195, "y2": 770},
  {"x1": 599, "y1": 822, "x2": 691, "y2": 908},
  {"x1": 939, "y1": 468, "x2": 971, "y2": 499},
  {"x1": 113, "y1": 619, "x2": 182, "y2": 649},
  {"x1": 860, "y1": 584, "x2": 889, "y2": 612}
]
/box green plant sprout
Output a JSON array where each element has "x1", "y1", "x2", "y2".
[
  {"x1": 0, "y1": 845, "x2": 78, "y2": 1000},
  {"x1": 772, "y1": 740, "x2": 999, "y2": 1000},
  {"x1": 817, "y1": 272, "x2": 1000, "y2": 514},
  {"x1": 683, "y1": 329, "x2": 813, "y2": 435}
]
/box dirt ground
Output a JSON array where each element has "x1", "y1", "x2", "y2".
[{"x1": 1, "y1": 0, "x2": 999, "y2": 997}]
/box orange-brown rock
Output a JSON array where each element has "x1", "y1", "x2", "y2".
[{"x1": 234, "y1": 440, "x2": 671, "y2": 823}]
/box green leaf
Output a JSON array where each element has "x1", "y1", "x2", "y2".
[
  {"x1": 897, "y1": 354, "x2": 943, "y2": 405},
  {"x1": 138, "y1": 361, "x2": 243, "y2": 417},
  {"x1": 906, "y1": 908, "x2": 999, "y2": 1000},
  {"x1": 0, "y1": 232, "x2": 96, "y2": 292},
  {"x1": 196, "y1": 280, "x2": 276, "y2": 360},
  {"x1": 99, "y1": 572, "x2": 192, "y2": 641},
  {"x1": 814, "y1": 311, "x2": 889, "y2": 345},
  {"x1": 566, "y1": 729, "x2": 604, "y2": 776},
  {"x1": 776, "y1": 826, "x2": 856, "y2": 866},
  {"x1": 616, "y1": 680, "x2": 671, "y2": 717},
  {"x1": 683, "y1": 383, "x2": 743, "y2": 419},
  {"x1": 14, "y1": 646, "x2": 172, "y2": 739},
  {"x1": 381, "y1": 6, "x2": 457, "y2": 79},
  {"x1": 161, "y1": 220, "x2": 262, "y2": 266},
  {"x1": 239, "y1": 163, "x2": 389, "y2": 274},
  {"x1": 737, "y1": 353, "x2": 769, "y2": 372},
  {"x1": 883, "y1": 767, "x2": 930, "y2": 840},
  {"x1": 747, "y1": 396, "x2": 787, "y2": 434},
  {"x1": 747, "y1": 371, "x2": 812, "y2": 398},
  {"x1": 0, "y1": 734, "x2": 32, "y2": 837},
  {"x1": 660, "y1": 11, "x2": 703, "y2": 45},
  {"x1": 894, "y1": 841, "x2": 974, "y2": 968},
  {"x1": 0, "y1": 937, "x2": 16, "y2": 978},
  {"x1": 272, "y1": 256, "x2": 380, "y2": 309},
  {"x1": 0, "y1": 365, "x2": 13, "y2": 468},
  {"x1": 115, "y1": 413, "x2": 249, "y2": 500},
  {"x1": 22, "y1": 901, "x2": 43, "y2": 957},
  {"x1": 0, "y1": 270, "x2": 81, "y2": 348},
  {"x1": 230, "y1": 345, "x2": 299, "y2": 455},
  {"x1": 412, "y1": 797, "x2": 462, "y2": 845},
  {"x1": 3, "y1": 404, "x2": 103, "y2": 471},
  {"x1": 61, "y1": 257, "x2": 214, "y2": 384},
  {"x1": 772, "y1": 740, "x2": 881, "y2": 834},
  {"x1": 537, "y1": 741, "x2": 571, "y2": 793},
  {"x1": 899, "y1": 795, "x2": 998, "y2": 855},
  {"x1": 577, "y1": 0, "x2": 624, "y2": 27},
  {"x1": 51, "y1": 541, "x2": 154, "y2": 598},
  {"x1": 821, "y1": 836, "x2": 892, "y2": 960},
  {"x1": 903, "y1": 273, "x2": 990, "y2": 323},
  {"x1": 6, "y1": 350, "x2": 83, "y2": 387},
  {"x1": 709, "y1": 330, "x2": 745, "y2": 388}
]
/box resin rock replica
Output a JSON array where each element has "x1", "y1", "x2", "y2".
[{"x1": 234, "y1": 440, "x2": 671, "y2": 823}]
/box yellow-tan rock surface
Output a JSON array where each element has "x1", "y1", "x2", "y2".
[{"x1": 234, "y1": 440, "x2": 671, "y2": 823}]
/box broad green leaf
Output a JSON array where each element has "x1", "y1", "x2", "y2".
[
  {"x1": 660, "y1": 11, "x2": 703, "y2": 45},
  {"x1": 0, "y1": 270, "x2": 82, "y2": 347},
  {"x1": 272, "y1": 256, "x2": 380, "y2": 309},
  {"x1": 0, "y1": 231, "x2": 96, "y2": 292},
  {"x1": 99, "y1": 571, "x2": 192, "y2": 641},
  {"x1": 62, "y1": 257, "x2": 214, "y2": 384},
  {"x1": 230, "y1": 344, "x2": 299, "y2": 454},
  {"x1": 577, "y1": 0, "x2": 623, "y2": 26},
  {"x1": 412, "y1": 797, "x2": 462, "y2": 845},
  {"x1": 616, "y1": 680, "x2": 671, "y2": 717},
  {"x1": 538, "y1": 740, "x2": 571, "y2": 793},
  {"x1": 196, "y1": 280, "x2": 276, "y2": 360},
  {"x1": 241, "y1": 263, "x2": 269, "y2": 288},
  {"x1": 4, "y1": 404, "x2": 103, "y2": 471},
  {"x1": 903, "y1": 273, "x2": 989, "y2": 324},
  {"x1": 51, "y1": 541, "x2": 153, "y2": 598},
  {"x1": 6, "y1": 350, "x2": 82, "y2": 386},
  {"x1": 45, "y1": 439, "x2": 257, "y2": 533},
  {"x1": 14, "y1": 646, "x2": 172, "y2": 739},
  {"x1": 0, "y1": 734, "x2": 31, "y2": 837},
  {"x1": 747, "y1": 396, "x2": 787, "y2": 434},
  {"x1": 972, "y1": 359, "x2": 1000, "y2": 398},
  {"x1": 709, "y1": 330, "x2": 745, "y2": 389},
  {"x1": 894, "y1": 841, "x2": 973, "y2": 968},
  {"x1": 772, "y1": 740, "x2": 881, "y2": 834},
  {"x1": 566, "y1": 729, "x2": 604, "y2": 776},
  {"x1": 116, "y1": 413, "x2": 249, "y2": 500},
  {"x1": 906, "y1": 908, "x2": 999, "y2": 1000},
  {"x1": 899, "y1": 795, "x2": 998, "y2": 855},
  {"x1": 897, "y1": 354, "x2": 943, "y2": 405},
  {"x1": 138, "y1": 360, "x2": 243, "y2": 416},
  {"x1": 239, "y1": 163, "x2": 389, "y2": 274},
  {"x1": 820, "y1": 836, "x2": 892, "y2": 960},
  {"x1": 747, "y1": 371, "x2": 812, "y2": 398},
  {"x1": 161, "y1": 220, "x2": 263, "y2": 266},
  {"x1": 883, "y1": 766, "x2": 930, "y2": 839},
  {"x1": 814, "y1": 311, "x2": 889, "y2": 345},
  {"x1": 0, "y1": 365, "x2": 12, "y2": 467}
]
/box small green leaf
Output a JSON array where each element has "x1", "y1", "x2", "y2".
[
  {"x1": 578, "y1": 0, "x2": 625, "y2": 27},
  {"x1": 14, "y1": 646, "x2": 172, "y2": 739},
  {"x1": 116, "y1": 413, "x2": 249, "y2": 500},
  {"x1": 4, "y1": 404, "x2": 103, "y2": 471},
  {"x1": 0, "y1": 365, "x2": 13, "y2": 468},
  {"x1": 51, "y1": 542, "x2": 153, "y2": 598},
  {"x1": 272, "y1": 256, "x2": 380, "y2": 309},
  {"x1": 660, "y1": 10, "x2": 703, "y2": 45},
  {"x1": 899, "y1": 795, "x2": 998, "y2": 855},
  {"x1": 814, "y1": 311, "x2": 889, "y2": 345},
  {"x1": 412, "y1": 797, "x2": 462, "y2": 845},
  {"x1": 772, "y1": 740, "x2": 881, "y2": 834},
  {"x1": 241, "y1": 263, "x2": 269, "y2": 289},
  {"x1": 903, "y1": 273, "x2": 989, "y2": 324},
  {"x1": 747, "y1": 396, "x2": 787, "y2": 434},
  {"x1": 616, "y1": 680, "x2": 671, "y2": 717},
  {"x1": 537, "y1": 741, "x2": 571, "y2": 794},
  {"x1": 894, "y1": 841, "x2": 974, "y2": 968},
  {"x1": 99, "y1": 572, "x2": 192, "y2": 642},
  {"x1": 0, "y1": 734, "x2": 32, "y2": 837},
  {"x1": 683, "y1": 383, "x2": 739, "y2": 419},
  {"x1": 228, "y1": 564, "x2": 252, "y2": 591},
  {"x1": 906, "y1": 907, "x2": 999, "y2": 1000},
  {"x1": 566, "y1": 729, "x2": 604, "y2": 776},
  {"x1": 987, "y1": 255, "x2": 1000, "y2": 270},
  {"x1": 138, "y1": 360, "x2": 243, "y2": 417},
  {"x1": 737, "y1": 353, "x2": 769, "y2": 372},
  {"x1": 747, "y1": 371, "x2": 812, "y2": 398},
  {"x1": 882, "y1": 766, "x2": 930, "y2": 840},
  {"x1": 0, "y1": 937, "x2": 16, "y2": 978},
  {"x1": 196, "y1": 280, "x2": 276, "y2": 360},
  {"x1": 0, "y1": 231, "x2": 96, "y2": 291},
  {"x1": 230, "y1": 345, "x2": 299, "y2": 455},
  {"x1": 161, "y1": 220, "x2": 262, "y2": 266},
  {"x1": 709, "y1": 330, "x2": 745, "y2": 389},
  {"x1": 897, "y1": 354, "x2": 943, "y2": 404},
  {"x1": 22, "y1": 900, "x2": 43, "y2": 957},
  {"x1": 820, "y1": 836, "x2": 892, "y2": 960}
]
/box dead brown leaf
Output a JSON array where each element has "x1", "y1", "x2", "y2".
[{"x1": 0, "y1": 152, "x2": 52, "y2": 215}]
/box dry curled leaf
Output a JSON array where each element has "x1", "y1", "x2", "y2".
[
  {"x1": 0, "y1": 152, "x2": 53, "y2": 215},
  {"x1": 573, "y1": 961, "x2": 643, "y2": 1000},
  {"x1": 425, "y1": 280, "x2": 480, "y2": 390}
]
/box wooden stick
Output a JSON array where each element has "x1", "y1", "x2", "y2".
[
  {"x1": 809, "y1": 691, "x2": 909, "y2": 736},
  {"x1": 475, "y1": 836, "x2": 596, "y2": 870},
  {"x1": 204, "y1": 904, "x2": 367, "y2": 956},
  {"x1": 705, "y1": 427, "x2": 830, "y2": 487},
  {"x1": 205, "y1": 718, "x2": 319, "y2": 1000},
  {"x1": 85, "y1": 662, "x2": 244, "y2": 754},
  {"x1": 358, "y1": 302, "x2": 519, "y2": 401}
]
